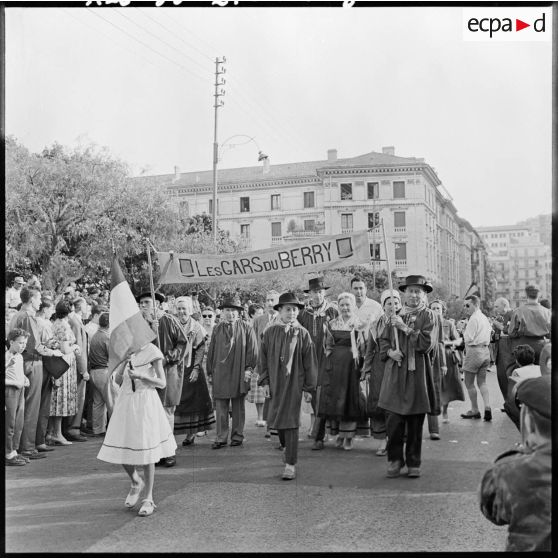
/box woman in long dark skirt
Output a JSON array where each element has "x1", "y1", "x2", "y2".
[
  {"x1": 318, "y1": 292, "x2": 368, "y2": 451},
  {"x1": 363, "y1": 289, "x2": 402, "y2": 456},
  {"x1": 429, "y1": 300, "x2": 465, "y2": 422}
]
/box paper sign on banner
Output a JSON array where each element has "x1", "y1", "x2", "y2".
[{"x1": 155, "y1": 231, "x2": 371, "y2": 284}]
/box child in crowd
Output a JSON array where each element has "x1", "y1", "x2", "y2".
[
  {"x1": 5, "y1": 328, "x2": 30, "y2": 466},
  {"x1": 97, "y1": 342, "x2": 177, "y2": 516},
  {"x1": 503, "y1": 344, "x2": 541, "y2": 431}
]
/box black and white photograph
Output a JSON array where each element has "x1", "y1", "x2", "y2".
[{"x1": 4, "y1": 1, "x2": 553, "y2": 553}]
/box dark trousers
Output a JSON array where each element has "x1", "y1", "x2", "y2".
[
  {"x1": 5, "y1": 386, "x2": 25, "y2": 455},
  {"x1": 35, "y1": 365, "x2": 52, "y2": 446},
  {"x1": 69, "y1": 376, "x2": 87, "y2": 432},
  {"x1": 309, "y1": 388, "x2": 326, "y2": 442},
  {"x1": 386, "y1": 412, "x2": 426, "y2": 468},
  {"x1": 278, "y1": 428, "x2": 299, "y2": 465},
  {"x1": 427, "y1": 414, "x2": 439, "y2": 435},
  {"x1": 214, "y1": 396, "x2": 245, "y2": 443},
  {"x1": 19, "y1": 359, "x2": 43, "y2": 453},
  {"x1": 496, "y1": 337, "x2": 515, "y2": 401}
]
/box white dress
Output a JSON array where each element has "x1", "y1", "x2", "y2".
[{"x1": 97, "y1": 343, "x2": 177, "y2": 465}]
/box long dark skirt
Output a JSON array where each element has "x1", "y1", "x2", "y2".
[
  {"x1": 174, "y1": 358, "x2": 215, "y2": 435},
  {"x1": 441, "y1": 347, "x2": 465, "y2": 405},
  {"x1": 366, "y1": 351, "x2": 387, "y2": 439},
  {"x1": 318, "y1": 331, "x2": 368, "y2": 425}
]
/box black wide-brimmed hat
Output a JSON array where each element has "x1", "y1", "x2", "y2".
[
  {"x1": 135, "y1": 291, "x2": 165, "y2": 304},
  {"x1": 274, "y1": 292, "x2": 305, "y2": 311},
  {"x1": 303, "y1": 277, "x2": 331, "y2": 293},
  {"x1": 218, "y1": 295, "x2": 244, "y2": 313},
  {"x1": 398, "y1": 275, "x2": 433, "y2": 293}
]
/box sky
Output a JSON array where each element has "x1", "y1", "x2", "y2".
[{"x1": 5, "y1": 4, "x2": 553, "y2": 228}]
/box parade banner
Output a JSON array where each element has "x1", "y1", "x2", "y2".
[{"x1": 156, "y1": 230, "x2": 371, "y2": 284}]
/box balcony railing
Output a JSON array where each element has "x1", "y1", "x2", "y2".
[
  {"x1": 393, "y1": 227, "x2": 406, "y2": 234},
  {"x1": 395, "y1": 259, "x2": 407, "y2": 269},
  {"x1": 341, "y1": 227, "x2": 354, "y2": 234},
  {"x1": 271, "y1": 236, "x2": 283, "y2": 245}
]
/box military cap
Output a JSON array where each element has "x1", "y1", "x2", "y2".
[
  {"x1": 515, "y1": 375, "x2": 551, "y2": 419},
  {"x1": 525, "y1": 284, "x2": 540, "y2": 294}
]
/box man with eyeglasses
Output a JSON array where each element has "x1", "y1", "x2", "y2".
[{"x1": 460, "y1": 295, "x2": 493, "y2": 421}]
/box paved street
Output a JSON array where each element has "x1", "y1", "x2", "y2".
[{"x1": 6, "y1": 369, "x2": 518, "y2": 552}]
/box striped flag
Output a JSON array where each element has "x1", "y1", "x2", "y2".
[{"x1": 108, "y1": 257, "x2": 156, "y2": 373}]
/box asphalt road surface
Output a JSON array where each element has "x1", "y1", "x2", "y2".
[{"x1": 6, "y1": 368, "x2": 519, "y2": 552}]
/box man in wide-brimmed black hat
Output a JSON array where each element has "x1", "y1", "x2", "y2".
[
  {"x1": 137, "y1": 290, "x2": 189, "y2": 468},
  {"x1": 259, "y1": 292, "x2": 317, "y2": 480},
  {"x1": 298, "y1": 277, "x2": 338, "y2": 450},
  {"x1": 206, "y1": 295, "x2": 258, "y2": 449},
  {"x1": 377, "y1": 274, "x2": 439, "y2": 479}
]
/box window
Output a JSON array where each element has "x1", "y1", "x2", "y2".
[
  {"x1": 303, "y1": 191, "x2": 315, "y2": 208},
  {"x1": 271, "y1": 194, "x2": 280, "y2": 210},
  {"x1": 368, "y1": 212, "x2": 380, "y2": 229},
  {"x1": 367, "y1": 182, "x2": 379, "y2": 199},
  {"x1": 240, "y1": 197, "x2": 250, "y2": 212},
  {"x1": 393, "y1": 181, "x2": 405, "y2": 199},
  {"x1": 394, "y1": 242, "x2": 407, "y2": 260},
  {"x1": 271, "y1": 222, "x2": 282, "y2": 238},
  {"x1": 341, "y1": 213, "x2": 353, "y2": 231},
  {"x1": 208, "y1": 199, "x2": 219, "y2": 214},
  {"x1": 394, "y1": 211, "x2": 406, "y2": 228},
  {"x1": 304, "y1": 219, "x2": 315, "y2": 231},
  {"x1": 340, "y1": 183, "x2": 353, "y2": 200},
  {"x1": 240, "y1": 224, "x2": 250, "y2": 238},
  {"x1": 369, "y1": 243, "x2": 381, "y2": 260}
]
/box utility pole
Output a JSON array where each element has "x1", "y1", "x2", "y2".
[{"x1": 212, "y1": 56, "x2": 226, "y2": 245}]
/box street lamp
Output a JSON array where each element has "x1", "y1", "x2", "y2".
[{"x1": 211, "y1": 134, "x2": 268, "y2": 244}]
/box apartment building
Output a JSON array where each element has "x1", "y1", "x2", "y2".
[{"x1": 142, "y1": 147, "x2": 486, "y2": 298}]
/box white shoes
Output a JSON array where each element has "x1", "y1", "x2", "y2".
[{"x1": 282, "y1": 464, "x2": 296, "y2": 480}]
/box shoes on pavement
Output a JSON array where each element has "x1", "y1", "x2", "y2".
[
  {"x1": 21, "y1": 450, "x2": 47, "y2": 460},
  {"x1": 442, "y1": 414, "x2": 449, "y2": 423},
  {"x1": 311, "y1": 440, "x2": 324, "y2": 451},
  {"x1": 182, "y1": 436, "x2": 195, "y2": 446},
  {"x1": 429, "y1": 433, "x2": 440, "y2": 440},
  {"x1": 66, "y1": 432, "x2": 88, "y2": 442},
  {"x1": 137, "y1": 499, "x2": 157, "y2": 517},
  {"x1": 407, "y1": 467, "x2": 421, "y2": 478},
  {"x1": 376, "y1": 446, "x2": 387, "y2": 457},
  {"x1": 343, "y1": 438, "x2": 353, "y2": 451},
  {"x1": 255, "y1": 420, "x2": 266, "y2": 427},
  {"x1": 282, "y1": 464, "x2": 296, "y2": 480},
  {"x1": 125, "y1": 478, "x2": 145, "y2": 508},
  {"x1": 155, "y1": 458, "x2": 165, "y2": 466},
  {"x1": 163, "y1": 456, "x2": 176, "y2": 467},
  {"x1": 211, "y1": 441, "x2": 227, "y2": 449},
  {"x1": 264, "y1": 432, "x2": 271, "y2": 439},
  {"x1": 275, "y1": 444, "x2": 285, "y2": 451},
  {"x1": 460, "y1": 411, "x2": 481, "y2": 419},
  {"x1": 230, "y1": 440, "x2": 243, "y2": 447},
  {"x1": 89, "y1": 432, "x2": 106, "y2": 438},
  {"x1": 335, "y1": 437, "x2": 344, "y2": 449},
  {"x1": 5, "y1": 455, "x2": 27, "y2": 466},
  {"x1": 484, "y1": 409, "x2": 492, "y2": 422},
  {"x1": 49, "y1": 436, "x2": 72, "y2": 446},
  {"x1": 36, "y1": 444, "x2": 55, "y2": 452},
  {"x1": 386, "y1": 460, "x2": 403, "y2": 478},
  {"x1": 196, "y1": 431, "x2": 207, "y2": 437}
]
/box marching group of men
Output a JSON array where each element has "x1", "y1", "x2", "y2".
[{"x1": 5, "y1": 270, "x2": 552, "y2": 550}]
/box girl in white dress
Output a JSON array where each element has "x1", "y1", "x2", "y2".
[{"x1": 97, "y1": 342, "x2": 177, "y2": 517}]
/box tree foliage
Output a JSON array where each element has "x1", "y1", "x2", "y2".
[{"x1": 5, "y1": 137, "x2": 236, "y2": 294}]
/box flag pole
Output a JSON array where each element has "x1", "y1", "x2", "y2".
[
  {"x1": 144, "y1": 238, "x2": 161, "y2": 348},
  {"x1": 380, "y1": 219, "x2": 401, "y2": 364}
]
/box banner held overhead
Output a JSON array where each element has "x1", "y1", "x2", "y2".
[{"x1": 156, "y1": 231, "x2": 370, "y2": 284}]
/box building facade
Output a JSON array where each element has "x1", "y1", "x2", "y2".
[
  {"x1": 148, "y1": 147, "x2": 485, "y2": 298},
  {"x1": 477, "y1": 225, "x2": 552, "y2": 305}
]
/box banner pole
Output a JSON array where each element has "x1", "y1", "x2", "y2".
[
  {"x1": 380, "y1": 219, "x2": 401, "y2": 364},
  {"x1": 145, "y1": 238, "x2": 161, "y2": 348}
]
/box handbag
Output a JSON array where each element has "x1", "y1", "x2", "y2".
[{"x1": 42, "y1": 355, "x2": 70, "y2": 379}]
